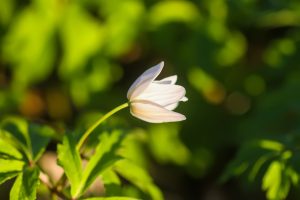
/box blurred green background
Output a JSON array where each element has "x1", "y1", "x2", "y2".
[{"x1": 1, "y1": 0, "x2": 300, "y2": 199}]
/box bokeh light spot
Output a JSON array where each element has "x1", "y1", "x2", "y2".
[
  {"x1": 244, "y1": 74, "x2": 266, "y2": 96},
  {"x1": 188, "y1": 68, "x2": 226, "y2": 104},
  {"x1": 19, "y1": 90, "x2": 45, "y2": 117},
  {"x1": 148, "y1": 1, "x2": 202, "y2": 28},
  {"x1": 278, "y1": 39, "x2": 295, "y2": 55},
  {"x1": 225, "y1": 92, "x2": 251, "y2": 115},
  {"x1": 46, "y1": 89, "x2": 72, "y2": 120}
]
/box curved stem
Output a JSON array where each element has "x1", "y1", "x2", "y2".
[
  {"x1": 39, "y1": 171, "x2": 69, "y2": 199},
  {"x1": 76, "y1": 102, "x2": 129, "y2": 151}
]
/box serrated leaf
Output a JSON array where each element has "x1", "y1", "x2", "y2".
[
  {"x1": 1, "y1": 117, "x2": 31, "y2": 149},
  {"x1": 1, "y1": 118, "x2": 54, "y2": 163},
  {"x1": 0, "y1": 171, "x2": 20, "y2": 184},
  {"x1": 262, "y1": 161, "x2": 281, "y2": 194},
  {"x1": 1, "y1": 117, "x2": 32, "y2": 161},
  {"x1": 286, "y1": 166, "x2": 299, "y2": 185},
  {"x1": 83, "y1": 197, "x2": 140, "y2": 200},
  {"x1": 100, "y1": 169, "x2": 122, "y2": 196},
  {"x1": 115, "y1": 160, "x2": 163, "y2": 200},
  {"x1": 101, "y1": 169, "x2": 121, "y2": 185},
  {"x1": 220, "y1": 139, "x2": 280, "y2": 183},
  {"x1": 262, "y1": 161, "x2": 285, "y2": 200},
  {"x1": 10, "y1": 166, "x2": 40, "y2": 200},
  {"x1": 0, "y1": 137, "x2": 25, "y2": 185},
  {"x1": 75, "y1": 130, "x2": 124, "y2": 197},
  {"x1": 28, "y1": 123, "x2": 53, "y2": 161},
  {"x1": 0, "y1": 138, "x2": 23, "y2": 160},
  {"x1": 0, "y1": 159, "x2": 24, "y2": 172},
  {"x1": 57, "y1": 134, "x2": 82, "y2": 197},
  {"x1": 248, "y1": 153, "x2": 275, "y2": 181},
  {"x1": 262, "y1": 160, "x2": 298, "y2": 200}
]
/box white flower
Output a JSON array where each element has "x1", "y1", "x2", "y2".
[{"x1": 127, "y1": 61, "x2": 188, "y2": 123}]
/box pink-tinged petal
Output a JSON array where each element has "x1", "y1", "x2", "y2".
[
  {"x1": 130, "y1": 100, "x2": 186, "y2": 123},
  {"x1": 154, "y1": 75, "x2": 177, "y2": 85},
  {"x1": 135, "y1": 83, "x2": 186, "y2": 107},
  {"x1": 127, "y1": 62, "x2": 164, "y2": 100}
]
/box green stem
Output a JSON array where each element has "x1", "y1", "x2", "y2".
[{"x1": 76, "y1": 102, "x2": 129, "y2": 151}]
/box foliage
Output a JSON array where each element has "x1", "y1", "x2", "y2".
[
  {"x1": 1, "y1": 0, "x2": 300, "y2": 199},
  {"x1": 221, "y1": 137, "x2": 300, "y2": 200},
  {"x1": 0, "y1": 118, "x2": 159, "y2": 199}
]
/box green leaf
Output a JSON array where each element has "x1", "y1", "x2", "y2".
[
  {"x1": 262, "y1": 161, "x2": 282, "y2": 199},
  {"x1": 0, "y1": 138, "x2": 23, "y2": 160},
  {"x1": 1, "y1": 117, "x2": 54, "y2": 162},
  {"x1": 28, "y1": 123, "x2": 54, "y2": 161},
  {"x1": 262, "y1": 160, "x2": 293, "y2": 200},
  {"x1": 101, "y1": 169, "x2": 122, "y2": 196},
  {"x1": 76, "y1": 130, "x2": 124, "y2": 197},
  {"x1": 220, "y1": 139, "x2": 281, "y2": 183},
  {"x1": 115, "y1": 160, "x2": 163, "y2": 200},
  {"x1": 0, "y1": 171, "x2": 20, "y2": 184},
  {"x1": 1, "y1": 117, "x2": 31, "y2": 149},
  {"x1": 0, "y1": 159, "x2": 24, "y2": 173},
  {"x1": 82, "y1": 197, "x2": 140, "y2": 200},
  {"x1": 248, "y1": 153, "x2": 275, "y2": 181},
  {"x1": 1, "y1": 117, "x2": 32, "y2": 160},
  {"x1": 57, "y1": 133, "x2": 82, "y2": 197},
  {"x1": 10, "y1": 166, "x2": 40, "y2": 200},
  {"x1": 0, "y1": 137, "x2": 25, "y2": 185},
  {"x1": 148, "y1": 1, "x2": 201, "y2": 28},
  {"x1": 149, "y1": 124, "x2": 190, "y2": 165}
]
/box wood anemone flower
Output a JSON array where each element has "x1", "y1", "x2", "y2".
[{"x1": 127, "y1": 61, "x2": 188, "y2": 123}]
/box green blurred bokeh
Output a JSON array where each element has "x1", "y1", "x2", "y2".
[{"x1": 1, "y1": 0, "x2": 300, "y2": 199}]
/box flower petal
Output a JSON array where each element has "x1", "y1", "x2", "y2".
[
  {"x1": 130, "y1": 100, "x2": 186, "y2": 123},
  {"x1": 164, "y1": 96, "x2": 188, "y2": 110},
  {"x1": 127, "y1": 62, "x2": 164, "y2": 100},
  {"x1": 164, "y1": 103, "x2": 179, "y2": 110},
  {"x1": 181, "y1": 96, "x2": 188, "y2": 102},
  {"x1": 154, "y1": 75, "x2": 177, "y2": 85},
  {"x1": 135, "y1": 83, "x2": 186, "y2": 107}
]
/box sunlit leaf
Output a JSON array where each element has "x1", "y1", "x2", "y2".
[
  {"x1": 286, "y1": 166, "x2": 299, "y2": 185},
  {"x1": 2, "y1": 4, "x2": 56, "y2": 87},
  {"x1": 148, "y1": 1, "x2": 201, "y2": 28},
  {"x1": 57, "y1": 133, "x2": 82, "y2": 197},
  {"x1": 76, "y1": 130, "x2": 124, "y2": 197},
  {"x1": 100, "y1": 169, "x2": 122, "y2": 196},
  {"x1": 149, "y1": 124, "x2": 190, "y2": 165},
  {"x1": 103, "y1": 1, "x2": 144, "y2": 56},
  {"x1": 28, "y1": 123, "x2": 54, "y2": 161},
  {"x1": 248, "y1": 154, "x2": 273, "y2": 181},
  {"x1": 1, "y1": 117, "x2": 31, "y2": 154},
  {"x1": 262, "y1": 161, "x2": 285, "y2": 200},
  {"x1": 0, "y1": 135, "x2": 25, "y2": 185},
  {"x1": 1, "y1": 117, "x2": 31, "y2": 162},
  {"x1": 0, "y1": 138, "x2": 23, "y2": 160},
  {"x1": 59, "y1": 4, "x2": 105, "y2": 79},
  {"x1": 1, "y1": 117, "x2": 54, "y2": 163},
  {"x1": 115, "y1": 160, "x2": 163, "y2": 200},
  {"x1": 220, "y1": 139, "x2": 278, "y2": 182},
  {"x1": 0, "y1": 159, "x2": 24, "y2": 173},
  {"x1": 118, "y1": 129, "x2": 148, "y2": 167},
  {"x1": 10, "y1": 166, "x2": 40, "y2": 200},
  {"x1": 0, "y1": 171, "x2": 20, "y2": 185}
]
